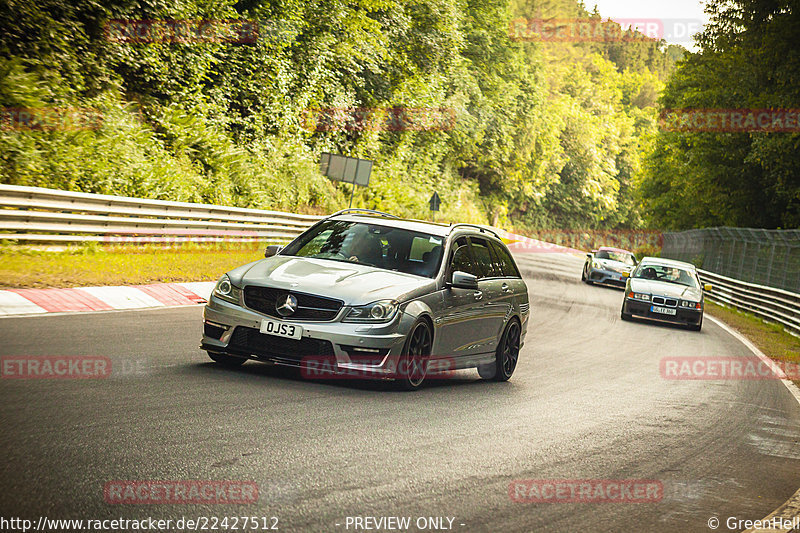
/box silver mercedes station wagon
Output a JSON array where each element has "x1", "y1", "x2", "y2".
[{"x1": 201, "y1": 209, "x2": 530, "y2": 390}]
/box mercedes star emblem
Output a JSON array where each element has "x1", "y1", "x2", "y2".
[{"x1": 276, "y1": 294, "x2": 298, "y2": 316}]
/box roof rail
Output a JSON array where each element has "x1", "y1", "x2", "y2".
[
  {"x1": 448, "y1": 223, "x2": 500, "y2": 238},
  {"x1": 327, "y1": 208, "x2": 399, "y2": 219}
]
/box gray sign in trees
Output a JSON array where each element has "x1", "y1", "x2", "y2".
[{"x1": 319, "y1": 153, "x2": 373, "y2": 207}]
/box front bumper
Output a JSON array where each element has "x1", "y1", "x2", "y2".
[
  {"x1": 623, "y1": 298, "x2": 703, "y2": 326},
  {"x1": 588, "y1": 267, "x2": 628, "y2": 287},
  {"x1": 201, "y1": 294, "x2": 413, "y2": 378}
]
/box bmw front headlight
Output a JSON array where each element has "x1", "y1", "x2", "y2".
[
  {"x1": 343, "y1": 300, "x2": 399, "y2": 323},
  {"x1": 213, "y1": 274, "x2": 241, "y2": 304},
  {"x1": 628, "y1": 292, "x2": 650, "y2": 301}
]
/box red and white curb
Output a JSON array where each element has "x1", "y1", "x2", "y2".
[{"x1": 0, "y1": 282, "x2": 216, "y2": 317}]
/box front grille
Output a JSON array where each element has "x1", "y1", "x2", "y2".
[
  {"x1": 652, "y1": 296, "x2": 678, "y2": 307},
  {"x1": 243, "y1": 286, "x2": 343, "y2": 321},
  {"x1": 228, "y1": 326, "x2": 335, "y2": 361}
]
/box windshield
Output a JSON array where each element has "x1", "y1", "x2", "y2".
[
  {"x1": 281, "y1": 220, "x2": 445, "y2": 278},
  {"x1": 596, "y1": 250, "x2": 636, "y2": 265},
  {"x1": 633, "y1": 263, "x2": 698, "y2": 288}
]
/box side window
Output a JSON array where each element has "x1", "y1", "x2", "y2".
[
  {"x1": 489, "y1": 240, "x2": 520, "y2": 278},
  {"x1": 450, "y1": 237, "x2": 479, "y2": 277},
  {"x1": 469, "y1": 237, "x2": 498, "y2": 279},
  {"x1": 409, "y1": 235, "x2": 443, "y2": 261}
]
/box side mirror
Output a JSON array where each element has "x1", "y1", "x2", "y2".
[
  {"x1": 450, "y1": 271, "x2": 478, "y2": 290},
  {"x1": 622, "y1": 271, "x2": 630, "y2": 278},
  {"x1": 703, "y1": 283, "x2": 713, "y2": 292},
  {"x1": 586, "y1": 253, "x2": 592, "y2": 259},
  {"x1": 265, "y1": 244, "x2": 284, "y2": 258}
]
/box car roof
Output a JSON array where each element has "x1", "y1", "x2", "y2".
[
  {"x1": 638, "y1": 256, "x2": 697, "y2": 270},
  {"x1": 328, "y1": 213, "x2": 502, "y2": 240},
  {"x1": 329, "y1": 213, "x2": 453, "y2": 237},
  {"x1": 597, "y1": 246, "x2": 635, "y2": 254}
]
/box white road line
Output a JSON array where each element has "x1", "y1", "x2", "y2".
[{"x1": 707, "y1": 315, "x2": 800, "y2": 533}]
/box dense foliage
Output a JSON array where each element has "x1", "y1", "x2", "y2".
[
  {"x1": 640, "y1": 0, "x2": 800, "y2": 229},
  {"x1": 0, "y1": 0, "x2": 679, "y2": 229}
]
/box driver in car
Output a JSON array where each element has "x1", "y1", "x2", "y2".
[{"x1": 347, "y1": 232, "x2": 383, "y2": 266}]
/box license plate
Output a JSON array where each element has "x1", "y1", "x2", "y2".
[
  {"x1": 260, "y1": 319, "x2": 303, "y2": 340},
  {"x1": 651, "y1": 306, "x2": 677, "y2": 316}
]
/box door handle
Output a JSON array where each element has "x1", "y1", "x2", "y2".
[
  {"x1": 501, "y1": 283, "x2": 513, "y2": 293},
  {"x1": 473, "y1": 291, "x2": 483, "y2": 300}
]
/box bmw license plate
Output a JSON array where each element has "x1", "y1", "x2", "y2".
[
  {"x1": 651, "y1": 306, "x2": 677, "y2": 316},
  {"x1": 260, "y1": 319, "x2": 303, "y2": 340}
]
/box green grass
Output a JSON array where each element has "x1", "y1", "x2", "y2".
[
  {"x1": 0, "y1": 243, "x2": 270, "y2": 288},
  {"x1": 706, "y1": 301, "x2": 800, "y2": 387}
]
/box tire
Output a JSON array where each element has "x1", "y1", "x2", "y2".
[
  {"x1": 582, "y1": 265, "x2": 593, "y2": 284},
  {"x1": 396, "y1": 320, "x2": 432, "y2": 391},
  {"x1": 207, "y1": 351, "x2": 247, "y2": 368},
  {"x1": 481, "y1": 319, "x2": 521, "y2": 382}
]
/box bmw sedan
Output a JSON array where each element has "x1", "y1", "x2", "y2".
[
  {"x1": 620, "y1": 257, "x2": 712, "y2": 331},
  {"x1": 582, "y1": 247, "x2": 638, "y2": 288},
  {"x1": 200, "y1": 209, "x2": 530, "y2": 390}
]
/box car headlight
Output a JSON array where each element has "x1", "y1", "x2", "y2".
[
  {"x1": 213, "y1": 274, "x2": 241, "y2": 304},
  {"x1": 681, "y1": 300, "x2": 702, "y2": 309},
  {"x1": 343, "y1": 300, "x2": 399, "y2": 322},
  {"x1": 628, "y1": 292, "x2": 650, "y2": 301}
]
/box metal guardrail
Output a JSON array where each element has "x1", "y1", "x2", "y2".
[
  {"x1": 663, "y1": 227, "x2": 800, "y2": 294},
  {"x1": 699, "y1": 269, "x2": 800, "y2": 337},
  {"x1": 0, "y1": 184, "x2": 323, "y2": 243}
]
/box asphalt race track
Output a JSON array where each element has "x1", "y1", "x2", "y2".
[{"x1": 1, "y1": 252, "x2": 799, "y2": 532}]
